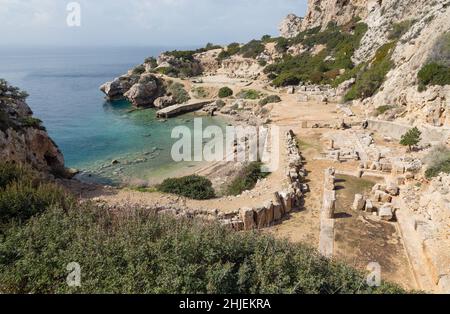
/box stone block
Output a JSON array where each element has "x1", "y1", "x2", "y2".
[
  {"x1": 255, "y1": 207, "x2": 267, "y2": 229},
  {"x1": 365, "y1": 199, "x2": 374, "y2": 212},
  {"x1": 273, "y1": 202, "x2": 282, "y2": 221},
  {"x1": 378, "y1": 205, "x2": 394, "y2": 221},
  {"x1": 386, "y1": 182, "x2": 399, "y2": 196},
  {"x1": 352, "y1": 194, "x2": 366, "y2": 211},
  {"x1": 240, "y1": 207, "x2": 255, "y2": 230}
]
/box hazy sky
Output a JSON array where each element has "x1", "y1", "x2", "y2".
[{"x1": 0, "y1": 0, "x2": 307, "y2": 47}]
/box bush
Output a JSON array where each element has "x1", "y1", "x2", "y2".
[
  {"x1": 0, "y1": 162, "x2": 73, "y2": 227},
  {"x1": 226, "y1": 162, "x2": 268, "y2": 196},
  {"x1": 0, "y1": 163, "x2": 34, "y2": 189},
  {"x1": 144, "y1": 57, "x2": 157, "y2": 68},
  {"x1": 423, "y1": 145, "x2": 450, "y2": 179},
  {"x1": 167, "y1": 82, "x2": 190, "y2": 104},
  {"x1": 400, "y1": 127, "x2": 422, "y2": 151},
  {"x1": 375, "y1": 105, "x2": 393, "y2": 116},
  {"x1": 429, "y1": 32, "x2": 450, "y2": 67},
  {"x1": 191, "y1": 87, "x2": 209, "y2": 99},
  {"x1": 266, "y1": 23, "x2": 368, "y2": 87},
  {"x1": 218, "y1": 87, "x2": 233, "y2": 98},
  {"x1": 239, "y1": 40, "x2": 265, "y2": 59},
  {"x1": 388, "y1": 20, "x2": 415, "y2": 40},
  {"x1": 158, "y1": 175, "x2": 215, "y2": 200},
  {"x1": 19, "y1": 117, "x2": 45, "y2": 130},
  {"x1": 236, "y1": 89, "x2": 262, "y2": 100},
  {"x1": 131, "y1": 65, "x2": 146, "y2": 75},
  {"x1": 0, "y1": 205, "x2": 406, "y2": 294},
  {"x1": 417, "y1": 62, "x2": 450, "y2": 91},
  {"x1": 0, "y1": 180, "x2": 71, "y2": 226},
  {"x1": 217, "y1": 43, "x2": 241, "y2": 61},
  {"x1": 259, "y1": 95, "x2": 281, "y2": 106}
]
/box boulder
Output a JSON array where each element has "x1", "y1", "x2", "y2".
[
  {"x1": 154, "y1": 95, "x2": 175, "y2": 109},
  {"x1": 124, "y1": 74, "x2": 162, "y2": 107}
]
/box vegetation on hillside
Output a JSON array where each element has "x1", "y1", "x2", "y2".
[
  {"x1": 226, "y1": 162, "x2": 268, "y2": 196},
  {"x1": 423, "y1": 145, "x2": 450, "y2": 179},
  {"x1": 344, "y1": 42, "x2": 396, "y2": 101},
  {"x1": 237, "y1": 89, "x2": 263, "y2": 100},
  {"x1": 418, "y1": 32, "x2": 450, "y2": 91},
  {"x1": 259, "y1": 95, "x2": 282, "y2": 106},
  {"x1": 0, "y1": 163, "x2": 73, "y2": 230},
  {"x1": 264, "y1": 21, "x2": 368, "y2": 87},
  {"x1": 0, "y1": 162, "x2": 407, "y2": 294},
  {"x1": 167, "y1": 82, "x2": 190, "y2": 104}
]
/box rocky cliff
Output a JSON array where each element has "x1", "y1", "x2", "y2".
[
  {"x1": 280, "y1": 0, "x2": 450, "y2": 128},
  {"x1": 0, "y1": 80, "x2": 65, "y2": 176}
]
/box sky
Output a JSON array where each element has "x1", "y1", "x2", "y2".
[{"x1": 0, "y1": 0, "x2": 307, "y2": 47}]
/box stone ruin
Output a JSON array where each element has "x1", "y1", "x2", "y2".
[
  {"x1": 231, "y1": 130, "x2": 307, "y2": 230},
  {"x1": 351, "y1": 179, "x2": 400, "y2": 221}
]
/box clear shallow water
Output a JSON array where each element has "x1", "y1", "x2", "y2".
[{"x1": 0, "y1": 46, "x2": 225, "y2": 185}]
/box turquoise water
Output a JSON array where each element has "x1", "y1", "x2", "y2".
[{"x1": 0, "y1": 46, "x2": 225, "y2": 185}]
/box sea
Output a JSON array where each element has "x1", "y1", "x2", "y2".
[{"x1": 0, "y1": 46, "x2": 225, "y2": 185}]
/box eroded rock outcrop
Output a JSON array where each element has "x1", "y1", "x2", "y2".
[
  {"x1": 279, "y1": 13, "x2": 303, "y2": 38},
  {"x1": 0, "y1": 80, "x2": 65, "y2": 175}
]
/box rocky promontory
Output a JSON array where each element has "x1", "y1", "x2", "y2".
[{"x1": 0, "y1": 79, "x2": 65, "y2": 176}]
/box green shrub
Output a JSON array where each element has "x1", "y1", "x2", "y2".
[
  {"x1": 236, "y1": 89, "x2": 262, "y2": 100},
  {"x1": 239, "y1": 40, "x2": 265, "y2": 59},
  {"x1": 218, "y1": 87, "x2": 233, "y2": 98},
  {"x1": 429, "y1": 32, "x2": 450, "y2": 66},
  {"x1": 266, "y1": 23, "x2": 368, "y2": 87},
  {"x1": 0, "y1": 180, "x2": 71, "y2": 226},
  {"x1": 0, "y1": 163, "x2": 73, "y2": 227},
  {"x1": 154, "y1": 66, "x2": 180, "y2": 77},
  {"x1": 0, "y1": 205, "x2": 406, "y2": 294},
  {"x1": 388, "y1": 20, "x2": 415, "y2": 40},
  {"x1": 227, "y1": 162, "x2": 268, "y2": 196},
  {"x1": 259, "y1": 95, "x2": 281, "y2": 106},
  {"x1": 0, "y1": 79, "x2": 29, "y2": 101},
  {"x1": 191, "y1": 87, "x2": 209, "y2": 99},
  {"x1": 344, "y1": 42, "x2": 396, "y2": 101},
  {"x1": 400, "y1": 127, "x2": 422, "y2": 151},
  {"x1": 423, "y1": 145, "x2": 450, "y2": 179},
  {"x1": 275, "y1": 37, "x2": 290, "y2": 53},
  {"x1": 217, "y1": 43, "x2": 241, "y2": 60},
  {"x1": 19, "y1": 117, "x2": 45, "y2": 130},
  {"x1": 167, "y1": 82, "x2": 190, "y2": 104},
  {"x1": 375, "y1": 105, "x2": 393, "y2": 116},
  {"x1": 417, "y1": 62, "x2": 450, "y2": 91},
  {"x1": 132, "y1": 65, "x2": 146, "y2": 75},
  {"x1": 0, "y1": 163, "x2": 34, "y2": 189},
  {"x1": 158, "y1": 175, "x2": 215, "y2": 200},
  {"x1": 144, "y1": 57, "x2": 157, "y2": 68}
]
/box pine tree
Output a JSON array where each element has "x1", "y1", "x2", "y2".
[{"x1": 400, "y1": 127, "x2": 422, "y2": 151}]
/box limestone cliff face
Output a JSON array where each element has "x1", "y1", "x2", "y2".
[
  {"x1": 0, "y1": 81, "x2": 65, "y2": 175},
  {"x1": 300, "y1": 0, "x2": 370, "y2": 31}
]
